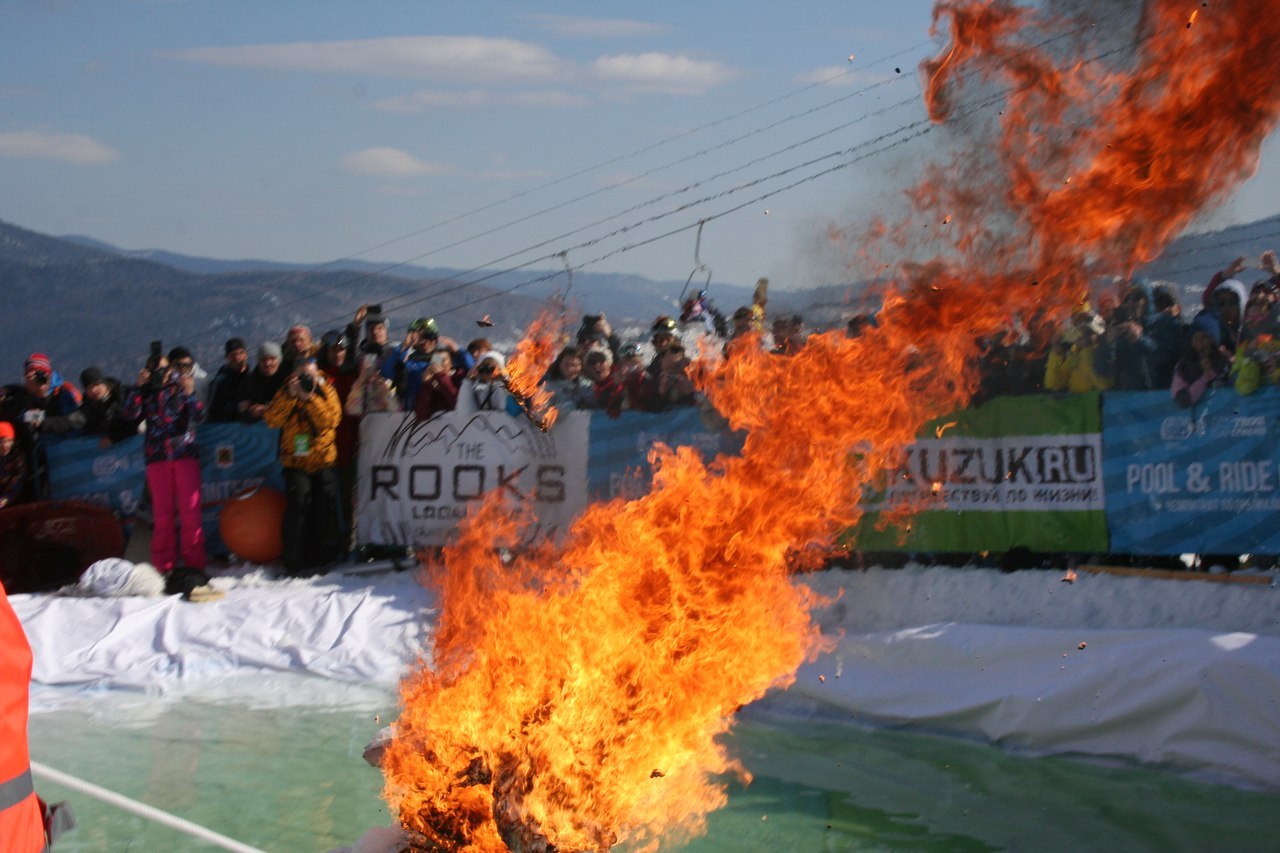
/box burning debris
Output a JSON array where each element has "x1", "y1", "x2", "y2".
[{"x1": 379, "y1": 1, "x2": 1280, "y2": 850}]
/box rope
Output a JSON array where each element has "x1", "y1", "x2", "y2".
[{"x1": 30, "y1": 761, "x2": 267, "y2": 853}]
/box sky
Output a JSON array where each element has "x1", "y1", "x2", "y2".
[{"x1": 4, "y1": 0, "x2": 1280, "y2": 292}]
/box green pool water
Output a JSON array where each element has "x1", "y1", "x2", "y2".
[{"x1": 27, "y1": 693, "x2": 1280, "y2": 852}]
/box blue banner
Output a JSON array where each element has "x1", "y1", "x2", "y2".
[
  {"x1": 1103, "y1": 386, "x2": 1280, "y2": 554},
  {"x1": 586, "y1": 407, "x2": 741, "y2": 501},
  {"x1": 44, "y1": 423, "x2": 285, "y2": 553}
]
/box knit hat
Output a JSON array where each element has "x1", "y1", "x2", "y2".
[
  {"x1": 259, "y1": 342, "x2": 283, "y2": 359},
  {"x1": 225, "y1": 337, "x2": 247, "y2": 355},
  {"x1": 24, "y1": 353, "x2": 52, "y2": 374},
  {"x1": 0, "y1": 422, "x2": 13, "y2": 440},
  {"x1": 80, "y1": 367, "x2": 106, "y2": 388}
]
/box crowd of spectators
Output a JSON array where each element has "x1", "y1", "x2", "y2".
[
  {"x1": 2, "y1": 254, "x2": 1278, "y2": 584},
  {"x1": 967, "y1": 250, "x2": 1280, "y2": 411}
]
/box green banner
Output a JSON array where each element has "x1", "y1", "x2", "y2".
[{"x1": 846, "y1": 393, "x2": 1108, "y2": 554}]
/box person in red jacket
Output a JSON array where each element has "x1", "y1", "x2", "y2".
[{"x1": 0, "y1": 579, "x2": 51, "y2": 852}]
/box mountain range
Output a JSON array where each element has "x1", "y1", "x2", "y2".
[{"x1": 3, "y1": 212, "x2": 1280, "y2": 385}]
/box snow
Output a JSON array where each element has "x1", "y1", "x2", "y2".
[{"x1": 10, "y1": 562, "x2": 1280, "y2": 790}]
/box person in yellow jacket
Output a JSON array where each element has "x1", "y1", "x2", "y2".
[
  {"x1": 265, "y1": 360, "x2": 343, "y2": 575},
  {"x1": 1044, "y1": 311, "x2": 1114, "y2": 393}
]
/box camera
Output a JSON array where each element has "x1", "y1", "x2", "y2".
[
  {"x1": 367, "y1": 304, "x2": 382, "y2": 317},
  {"x1": 298, "y1": 374, "x2": 316, "y2": 394},
  {"x1": 31, "y1": 370, "x2": 49, "y2": 385},
  {"x1": 150, "y1": 340, "x2": 163, "y2": 360}
]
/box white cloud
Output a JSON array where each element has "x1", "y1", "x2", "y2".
[
  {"x1": 171, "y1": 36, "x2": 565, "y2": 82},
  {"x1": 372, "y1": 88, "x2": 590, "y2": 112},
  {"x1": 591, "y1": 52, "x2": 738, "y2": 95},
  {"x1": 0, "y1": 130, "x2": 121, "y2": 164},
  {"x1": 522, "y1": 15, "x2": 670, "y2": 39},
  {"x1": 793, "y1": 66, "x2": 896, "y2": 88},
  {"x1": 340, "y1": 147, "x2": 445, "y2": 178}
]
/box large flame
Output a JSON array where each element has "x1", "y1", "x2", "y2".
[{"x1": 382, "y1": 2, "x2": 1280, "y2": 849}]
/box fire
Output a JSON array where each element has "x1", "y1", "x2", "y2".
[
  {"x1": 503, "y1": 306, "x2": 565, "y2": 431},
  {"x1": 381, "y1": 2, "x2": 1280, "y2": 850}
]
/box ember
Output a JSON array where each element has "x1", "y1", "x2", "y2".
[{"x1": 381, "y1": 2, "x2": 1280, "y2": 850}]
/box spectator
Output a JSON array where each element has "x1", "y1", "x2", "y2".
[
  {"x1": 411, "y1": 348, "x2": 459, "y2": 423},
  {"x1": 771, "y1": 314, "x2": 806, "y2": 355},
  {"x1": 575, "y1": 314, "x2": 621, "y2": 359},
  {"x1": 581, "y1": 350, "x2": 625, "y2": 415},
  {"x1": 542, "y1": 346, "x2": 596, "y2": 412},
  {"x1": 613, "y1": 343, "x2": 649, "y2": 412},
  {"x1": 346, "y1": 356, "x2": 398, "y2": 418},
  {"x1": 455, "y1": 351, "x2": 511, "y2": 415},
  {"x1": 1193, "y1": 277, "x2": 1248, "y2": 353},
  {"x1": 724, "y1": 306, "x2": 760, "y2": 359},
  {"x1": 1201, "y1": 253, "x2": 1280, "y2": 311},
  {"x1": 972, "y1": 318, "x2": 1046, "y2": 405},
  {"x1": 206, "y1": 337, "x2": 251, "y2": 423},
  {"x1": 0, "y1": 353, "x2": 82, "y2": 500},
  {"x1": 1229, "y1": 294, "x2": 1280, "y2": 395},
  {"x1": 649, "y1": 315, "x2": 678, "y2": 359},
  {"x1": 1147, "y1": 284, "x2": 1189, "y2": 387},
  {"x1": 282, "y1": 324, "x2": 316, "y2": 373},
  {"x1": 383, "y1": 317, "x2": 469, "y2": 410},
  {"x1": 1045, "y1": 312, "x2": 1112, "y2": 393},
  {"x1": 1091, "y1": 283, "x2": 1185, "y2": 391},
  {"x1": 123, "y1": 346, "x2": 208, "y2": 583},
  {"x1": 44, "y1": 367, "x2": 138, "y2": 445},
  {"x1": 237, "y1": 342, "x2": 286, "y2": 422},
  {"x1": 1172, "y1": 326, "x2": 1232, "y2": 408},
  {"x1": 645, "y1": 343, "x2": 697, "y2": 411},
  {"x1": 680, "y1": 290, "x2": 727, "y2": 337},
  {"x1": 466, "y1": 338, "x2": 491, "y2": 363},
  {"x1": 348, "y1": 305, "x2": 393, "y2": 370},
  {"x1": 318, "y1": 330, "x2": 359, "y2": 545},
  {"x1": 0, "y1": 422, "x2": 28, "y2": 509},
  {"x1": 265, "y1": 360, "x2": 343, "y2": 575}
]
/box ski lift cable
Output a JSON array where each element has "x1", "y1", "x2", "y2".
[
  {"x1": 360, "y1": 117, "x2": 938, "y2": 327},
  {"x1": 431, "y1": 123, "x2": 941, "y2": 321}
]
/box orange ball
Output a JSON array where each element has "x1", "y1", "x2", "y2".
[{"x1": 219, "y1": 486, "x2": 286, "y2": 563}]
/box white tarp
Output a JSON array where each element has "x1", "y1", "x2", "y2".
[
  {"x1": 356, "y1": 410, "x2": 589, "y2": 547},
  {"x1": 780, "y1": 622, "x2": 1280, "y2": 790},
  {"x1": 11, "y1": 564, "x2": 1280, "y2": 789},
  {"x1": 12, "y1": 571, "x2": 432, "y2": 702}
]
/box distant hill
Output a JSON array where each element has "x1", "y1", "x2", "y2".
[{"x1": 5, "y1": 212, "x2": 1280, "y2": 385}]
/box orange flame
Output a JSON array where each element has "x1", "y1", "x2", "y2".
[
  {"x1": 382, "y1": 2, "x2": 1280, "y2": 849},
  {"x1": 503, "y1": 305, "x2": 565, "y2": 431}
]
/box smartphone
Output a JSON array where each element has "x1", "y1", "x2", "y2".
[
  {"x1": 431, "y1": 350, "x2": 452, "y2": 371},
  {"x1": 150, "y1": 340, "x2": 163, "y2": 359},
  {"x1": 367, "y1": 303, "x2": 383, "y2": 316}
]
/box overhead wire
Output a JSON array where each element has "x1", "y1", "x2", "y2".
[
  {"x1": 97, "y1": 4, "x2": 1161, "y2": 355},
  {"x1": 84, "y1": 47, "x2": 930, "y2": 358}
]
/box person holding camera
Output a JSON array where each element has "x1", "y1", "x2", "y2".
[
  {"x1": 265, "y1": 359, "x2": 343, "y2": 575},
  {"x1": 0, "y1": 353, "x2": 83, "y2": 501},
  {"x1": 123, "y1": 345, "x2": 208, "y2": 582}
]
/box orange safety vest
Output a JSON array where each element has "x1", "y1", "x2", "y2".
[{"x1": 0, "y1": 580, "x2": 46, "y2": 852}]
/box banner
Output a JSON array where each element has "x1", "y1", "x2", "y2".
[
  {"x1": 356, "y1": 410, "x2": 589, "y2": 547},
  {"x1": 850, "y1": 393, "x2": 1108, "y2": 553},
  {"x1": 586, "y1": 406, "x2": 740, "y2": 501},
  {"x1": 44, "y1": 422, "x2": 285, "y2": 552},
  {"x1": 1103, "y1": 386, "x2": 1280, "y2": 555}
]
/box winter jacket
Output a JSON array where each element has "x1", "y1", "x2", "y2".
[
  {"x1": 123, "y1": 378, "x2": 203, "y2": 464},
  {"x1": 264, "y1": 380, "x2": 341, "y2": 473},
  {"x1": 1045, "y1": 343, "x2": 1113, "y2": 393}
]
